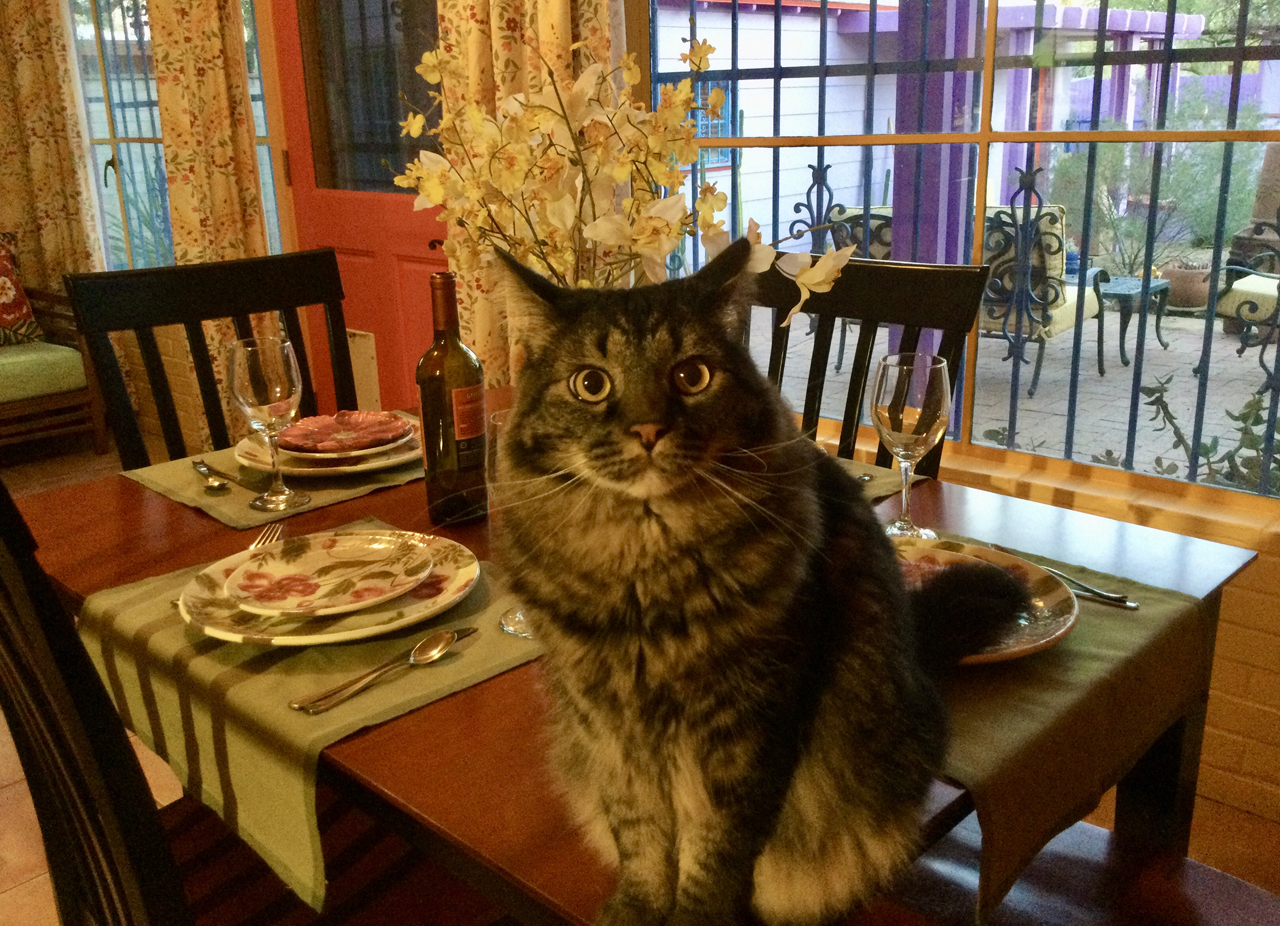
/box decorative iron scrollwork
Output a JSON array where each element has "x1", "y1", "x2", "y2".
[
  {"x1": 830, "y1": 211, "x2": 893, "y2": 260},
  {"x1": 1226, "y1": 208, "x2": 1280, "y2": 394},
  {"x1": 789, "y1": 163, "x2": 846, "y2": 254},
  {"x1": 983, "y1": 167, "x2": 1065, "y2": 365}
]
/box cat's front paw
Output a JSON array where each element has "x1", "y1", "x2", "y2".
[{"x1": 596, "y1": 892, "x2": 668, "y2": 926}]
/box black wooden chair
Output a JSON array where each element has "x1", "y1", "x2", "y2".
[
  {"x1": 0, "y1": 476, "x2": 506, "y2": 926},
  {"x1": 756, "y1": 257, "x2": 989, "y2": 479},
  {"x1": 64, "y1": 249, "x2": 359, "y2": 470}
]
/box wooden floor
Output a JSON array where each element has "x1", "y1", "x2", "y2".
[{"x1": 4, "y1": 433, "x2": 1280, "y2": 924}]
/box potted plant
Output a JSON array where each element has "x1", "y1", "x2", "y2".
[{"x1": 1160, "y1": 256, "x2": 1213, "y2": 308}]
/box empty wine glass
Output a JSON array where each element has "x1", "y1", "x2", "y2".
[
  {"x1": 228, "y1": 337, "x2": 310, "y2": 512},
  {"x1": 486, "y1": 408, "x2": 533, "y2": 638},
  {"x1": 870, "y1": 352, "x2": 951, "y2": 539}
]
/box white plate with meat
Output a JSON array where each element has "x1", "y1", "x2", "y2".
[{"x1": 278, "y1": 410, "x2": 414, "y2": 458}]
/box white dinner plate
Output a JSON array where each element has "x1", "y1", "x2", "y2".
[
  {"x1": 222, "y1": 530, "x2": 435, "y2": 617},
  {"x1": 235, "y1": 434, "x2": 422, "y2": 476},
  {"x1": 894, "y1": 537, "x2": 1078, "y2": 664},
  {"x1": 178, "y1": 534, "x2": 479, "y2": 645},
  {"x1": 279, "y1": 429, "x2": 414, "y2": 460}
]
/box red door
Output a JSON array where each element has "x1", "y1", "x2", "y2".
[{"x1": 272, "y1": 0, "x2": 447, "y2": 414}]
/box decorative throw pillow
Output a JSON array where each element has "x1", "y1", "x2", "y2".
[{"x1": 0, "y1": 238, "x2": 43, "y2": 346}]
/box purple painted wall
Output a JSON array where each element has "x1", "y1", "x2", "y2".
[
  {"x1": 892, "y1": 0, "x2": 978, "y2": 265},
  {"x1": 1070, "y1": 72, "x2": 1262, "y2": 127}
]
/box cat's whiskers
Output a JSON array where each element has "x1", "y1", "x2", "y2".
[
  {"x1": 721, "y1": 435, "x2": 816, "y2": 464},
  {"x1": 496, "y1": 474, "x2": 603, "y2": 574},
  {"x1": 692, "y1": 467, "x2": 819, "y2": 554},
  {"x1": 703, "y1": 459, "x2": 823, "y2": 499},
  {"x1": 488, "y1": 470, "x2": 587, "y2": 517}
]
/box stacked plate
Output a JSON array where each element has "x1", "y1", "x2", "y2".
[
  {"x1": 235, "y1": 410, "x2": 421, "y2": 477},
  {"x1": 177, "y1": 528, "x2": 479, "y2": 645},
  {"x1": 893, "y1": 537, "x2": 1079, "y2": 664}
]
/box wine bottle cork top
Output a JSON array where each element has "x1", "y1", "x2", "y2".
[{"x1": 430, "y1": 272, "x2": 459, "y2": 330}]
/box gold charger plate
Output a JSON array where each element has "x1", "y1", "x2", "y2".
[
  {"x1": 178, "y1": 533, "x2": 479, "y2": 645},
  {"x1": 894, "y1": 537, "x2": 1079, "y2": 664}
]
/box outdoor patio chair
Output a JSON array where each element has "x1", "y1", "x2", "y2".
[
  {"x1": 1215, "y1": 207, "x2": 1280, "y2": 339},
  {"x1": 0, "y1": 475, "x2": 506, "y2": 926},
  {"x1": 978, "y1": 199, "x2": 1108, "y2": 398},
  {"x1": 64, "y1": 249, "x2": 359, "y2": 470},
  {"x1": 756, "y1": 257, "x2": 989, "y2": 479}
]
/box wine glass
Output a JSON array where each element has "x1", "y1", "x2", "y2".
[
  {"x1": 228, "y1": 337, "x2": 311, "y2": 512},
  {"x1": 486, "y1": 408, "x2": 533, "y2": 638},
  {"x1": 870, "y1": 352, "x2": 951, "y2": 539}
]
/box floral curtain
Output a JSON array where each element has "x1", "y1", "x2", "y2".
[
  {"x1": 150, "y1": 0, "x2": 268, "y2": 263},
  {"x1": 0, "y1": 0, "x2": 102, "y2": 289},
  {"x1": 436, "y1": 0, "x2": 619, "y2": 386},
  {"x1": 149, "y1": 0, "x2": 270, "y2": 447}
]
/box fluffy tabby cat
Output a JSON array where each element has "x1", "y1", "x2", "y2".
[{"x1": 490, "y1": 238, "x2": 1028, "y2": 926}]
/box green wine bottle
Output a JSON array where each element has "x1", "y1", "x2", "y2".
[{"x1": 418, "y1": 271, "x2": 487, "y2": 525}]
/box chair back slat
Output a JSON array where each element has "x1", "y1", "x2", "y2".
[
  {"x1": 134, "y1": 328, "x2": 188, "y2": 463},
  {"x1": 183, "y1": 321, "x2": 233, "y2": 451},
  {"x1": 802, "y1": 313, "x2": 838, "y2": 437},
  {"x1": 838, "y1": 320, "x2": 882, "y2": 458},
  {"x1": 758, "y1": 258, "x2": 990, "y2": 479},
  {"x1": 66, "y1": 249, "x2": 357, "y2": 469},
  {"x1": 767, "y1": 308, "x2": 791, "y2": 384},
  {"x1": 82, "y1": 329, "x2": 149, "y2": 470},
  {"x1": 322, "y1": 300, "x2": 359, "y2": 412},
  {"x1": 898, "y1": 326, "x2": 922, "y2": 354},
  {"x1": 281, "y1": 307, "x2": 321, "y2": 419}
]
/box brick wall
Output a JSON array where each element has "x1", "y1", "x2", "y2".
[{"x1": 1204, "y1": 551, "x2": 1280, "y2": 824}]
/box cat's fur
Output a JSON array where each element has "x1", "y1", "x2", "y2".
[{"x1": 491, "y1": 239, "x2": 1028, "y2": 926}]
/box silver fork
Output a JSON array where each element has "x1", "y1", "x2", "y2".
[
  {"x1": 170, "y1": 523, "x2": 282, "y2": 609},
  {"x1": 989, "y1": 543, "x2": 1139, "y2": 610},
  {"x1": 249, "y1": 522, "x2": 282, "y2": 549}
]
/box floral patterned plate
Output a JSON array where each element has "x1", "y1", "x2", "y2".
[
  {"x1": 235, "y1": 434, "x2": 421, "y2": 476},
  {"x1": 223, "y1": 530, "x2": 435, "y2": 617},
  {"x1": 893, "y1": 537, "x2": 1078, "y2": 664},
  {"x1": 178, "y1": 535, "x2": 479, "y2": 645}
]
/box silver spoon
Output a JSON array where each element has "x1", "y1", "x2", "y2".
[
  {"x1": 195, "y1": 466, "x2": 228, "y2": 490},
  {"x1": 289, "y1": 627, "x2": 476, "y2": 715},
  {"x1": 192, "y1": 459, "x2": 231, "y2": 490}
]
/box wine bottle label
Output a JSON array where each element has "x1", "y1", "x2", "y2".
[
  {"x1": 451, "y1": 384, "x2": 485, "y2": 441},
  {"x1": 456, "y1": 434, "x2": 485, "y2": 471}
]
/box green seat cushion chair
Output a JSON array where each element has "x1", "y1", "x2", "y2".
[{"x1": 0, "y1": 340, "x2": 88, "y2": 404}]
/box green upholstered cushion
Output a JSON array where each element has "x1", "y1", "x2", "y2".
[
  {"x1": 1215, "y1": 272, "x2": 1278, "y2": 322},
  {"x1": 0, "y1": 340, "x2": 87, "y2": 403}
]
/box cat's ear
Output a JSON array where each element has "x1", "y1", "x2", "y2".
[
  {"x1": 491, "y1": 249, "x2": 567, "y2": 354},
  {"x1": 694, "y1": 237, "x2": 756, "y2": 340}
]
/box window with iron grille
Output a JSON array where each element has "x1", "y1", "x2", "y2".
[
  {"x1": 69, "y1": 0, "x2": 284, "y2": 268},
  {"x1": 648, "y1": 0, "x2": 1280, "y2": 497}
]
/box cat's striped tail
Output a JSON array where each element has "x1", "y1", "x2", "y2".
[{"x1": 909, "y1": 562, "x2": 1032, "y2": 672}]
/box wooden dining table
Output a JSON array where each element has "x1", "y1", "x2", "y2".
[{"x1": 15, "y1": 469, "x2": 1255, "y2": 926}]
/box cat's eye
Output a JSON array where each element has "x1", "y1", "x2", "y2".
[
  {"x1": 672, "y1": 358, "x2": 713, "y2": 395},
  {"x1": 569, "y1": 366, "x2": 612, "y2": 403}
]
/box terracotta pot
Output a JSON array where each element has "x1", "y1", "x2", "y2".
[{"x1": 1160, "y1": 265, "x2": 1212, "y2": 308}]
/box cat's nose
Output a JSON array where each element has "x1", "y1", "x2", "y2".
[{"x1": 630, "y1": 423, "x2": 668, "y2": 450}]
